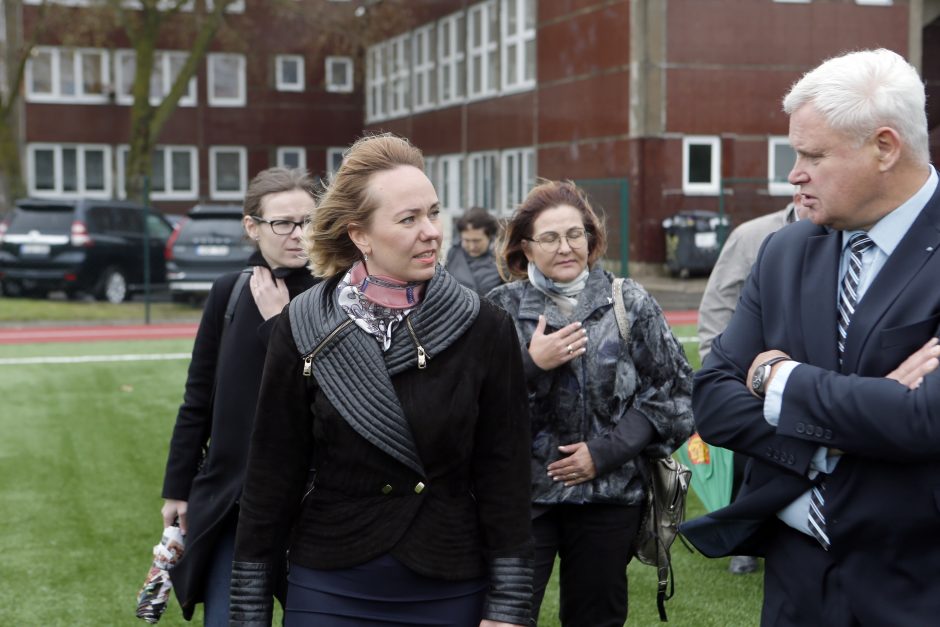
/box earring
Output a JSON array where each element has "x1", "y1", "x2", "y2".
[
  {"x1": 254, "y1": 235, "x2": 260, "y2": 241},
  {"x1": 363, "y1": 253, "x2": 369, "y2": 261}
]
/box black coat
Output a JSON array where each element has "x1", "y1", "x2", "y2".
[
  {"x1": 161, "y1": 253, "x2": 317, "y2": 619},
  {"x1": 233, "y1": 276, "x2": 532, "y2": 621}
]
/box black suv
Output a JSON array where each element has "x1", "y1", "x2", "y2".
[
  {"x1": 0, "y1": 198, "x2": 174, "y2": 302},
  {"x1": 165, "y1": 204, "x2": 254, "y2": 303}
]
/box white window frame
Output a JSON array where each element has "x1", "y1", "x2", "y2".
[
  {"x1": 424, "y1": 156, "x2": 437, "y2": 190},
  {"x1": 209, "y1": 146, "x2": 248, "y2": 200},
  {"x1": 773, "y1": 0, "x2": 811, "y2": 3},
  {"x1": 466, "y1": 0, "x2": 499, "y2": 100},
  {"x1": 500, "y1": 147, "x2": 535, "y2": 213},
  {"x1": 326, "y1": 147, "x2": 345, "y2": 179},
  {"x1": 855, "y1": 0, "x2": 891, "y2": 5},
  {"x1": 412, "y1": 24, "x2": 436, "y2": 112},
  {"x1": 116, "y1": 145, "x2": 198, "y2": 200},
  {"x1": 500, "y1": 0, "x2": 536, "y2": 93},
  {"x1": 437, "y1": 11, "x2": 465, "y2": 106},
  {"x1": 366, "y1": 43, "x2": 388, "y2": 122},
  {"x1": 207, "y1": 53, "x2": 246, "y2": 107},
  {"x1": 325, "y1": 56, "x2": 353, "y2": 93},
  {"x1": 27, "y1": 143, "x2": 112, "y2": 198},
  {"x1": 275, "y1": 54, "x2": 305, "y2": 92},
  {"x1": 437, "y1": 153, "x2": 465, "y2": 210},
  {"x1": 387, "y1": 34, "x2": 411, "y2": 118},
  {"x1": 114, "y1": 50, "x2": 197, "y2": 106},
  {"x1": 25, "y1": 46, "x2": 110, "y2": 104},
  {"x1": 767, "y1": 136, "x2": 797, "y2": 196},
  {"x1": 682, "y1": 136, "x2": 721, "y2": 196},
  {"x1": 467, "y1": 151, "x2": 499, "y2": 208},
  {"x1": 276, "y1": 147, "x2": 307, "y2": 170}
]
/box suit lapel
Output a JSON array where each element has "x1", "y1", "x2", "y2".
[
  {"x1": 843, "y1": 193, "x2": 940, "y2": 371},
  {"x1": 801, "y1": 231, "x2": 841, "y2": 371}
]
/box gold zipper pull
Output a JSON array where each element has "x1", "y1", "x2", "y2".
[
  {"x1": 302, "y1": 353, "x2": 313, "y2": 377},
  {"x1": 417, "y1": 346, "x2": 427, "y2": 369}
]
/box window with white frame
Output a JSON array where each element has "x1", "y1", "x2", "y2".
[
  {"x1": 467, "y1": 1, "x2": 498, "y2": 99},
  {"x1": 773, "y1": 0, "x2": 811, "y2": 3},
  {"x1": 682, "y1": 136, "x2": 721, "y2": 195},
  {"x1": 27, "y1": 143, "x2": 112, "y2": 198},
  {"x1": 366, "y1": 43, "x2": 388, "y2": 121},
  {"x1": 467, "y1": 151, "x2": 498, "y2": 208},
  {"x1": 325, "y1": 56, "x2": 353, "y2": 93},
  {"x1": 116, "y1": 145, "x2": 198, "y2": 200},
  {"x1": 501, "y1": 147, "x2": 535, "y2": 212},
  {"x1": 114, "y1": 50, "x2": 197, "y2": 106},
  {"x1": 438, "y1": 12, "x2": 465, "y2": 106},
  {"x1": 208, "y1": 53, "x2": 246, "y2": 106},
  {"x1": 412, "y1": 25, "x2": 436, "y2": 111},
  {"x1": 767, "y1": 137, "x2": 797, "y2": 196},
  {"x1": 25, "y1": 47, "x2": 109, "y2": 103},
  {"x1": 277, "y1": 147, "x2": 306, "y2": 170},
  {"x1": 276, "y1": 55, "x2": 305, "y2": 92},
  {"x1": 500, "y1": 0, "x2": 535, "y2": 92},
  {"x1": 424, "y1": 156, "x2": 437, "y2": 190},
  {"x1": 326, "y1": 147, "x2": 345, "y2": 178},
  {"x1": 438, "y1": 154, "x2": 465, "y2": 210},
  {"x1": 855, "y1": 0, "x2": 891, "y2": 5},
  {"x1": 387, "y1": 34, "x2": 411, "y2": 117},
  {"x1": 209, "y1": 146, "x2": 247, "y2": 200}
]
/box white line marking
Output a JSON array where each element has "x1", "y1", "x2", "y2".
[{"x1": 0, "y1": 353, "x2": 191, "y2": 366}]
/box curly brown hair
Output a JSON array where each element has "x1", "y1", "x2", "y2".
[{"x1": 497, "y1": 179, "x2": 607, "y2": 280}]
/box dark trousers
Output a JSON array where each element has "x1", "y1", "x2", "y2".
[
  {"x1": 530, "y1": 503, "x2": 642, "y2": 627},
  {"x1": 761, "y1": 522, "x2": 857, "y2": 627}
]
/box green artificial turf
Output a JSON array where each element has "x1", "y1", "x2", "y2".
[{"x1": 0, "y1": 331, "x2": 761, "y2": 626}]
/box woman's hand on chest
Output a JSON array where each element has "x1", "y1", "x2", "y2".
[{"x1": 527, "y1": 314, "x2": 588, "y2": 370}]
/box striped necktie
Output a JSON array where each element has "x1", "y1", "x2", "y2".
[{"x1": 810, "y1": 232, "x2": 874, "y2": 551}]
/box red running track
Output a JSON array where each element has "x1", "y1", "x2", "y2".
[{"x1": 0, "y1": 311, "x2": 698, "y2": 345}]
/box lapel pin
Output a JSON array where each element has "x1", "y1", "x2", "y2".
[{"x1": 928, "y1": 246, "x2": 935, "y2": 252}]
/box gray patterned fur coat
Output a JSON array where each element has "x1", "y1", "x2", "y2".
[{"x1": 487, "y1": 265, "x2": 694, "y2": 506}]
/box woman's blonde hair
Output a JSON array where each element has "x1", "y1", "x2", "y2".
[{"x1": 305, "y1": 133, "x2": 424, "y2": 277}]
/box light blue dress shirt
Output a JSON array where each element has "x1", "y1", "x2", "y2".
[{"x1": 764, "y1": 165, "x2": 938, "y2": 536}]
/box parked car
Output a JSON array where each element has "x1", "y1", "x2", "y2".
[
  {"x1": 0, "y1": 198, "x2": 174, "y2": 302},
  {"x1": 165, "y1": 204, "x2": 254, "y2": 303}
]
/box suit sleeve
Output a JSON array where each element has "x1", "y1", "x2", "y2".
[
  {"x1": 776, "y1": 363, "x2": 940, "y2": 461},
  {"x1": 693, "y1": 236, "x2": 819, "y2": 476}
]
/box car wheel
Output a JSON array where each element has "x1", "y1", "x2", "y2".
[{"x1": 96, "y1": 268, "x2": 129, "y2": 304}]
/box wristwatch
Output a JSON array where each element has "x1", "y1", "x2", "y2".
[{"x1": 751, "y1": 356, "x2": 790, "y2": 398}]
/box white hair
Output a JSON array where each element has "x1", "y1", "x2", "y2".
[{"x1": 783, "y1": 48, "x2": 929, "y2": 165}]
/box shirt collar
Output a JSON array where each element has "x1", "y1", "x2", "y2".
[{"x1": 843, "y1": 165, "x2": 938, "y2": 255}]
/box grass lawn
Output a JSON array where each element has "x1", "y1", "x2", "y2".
[
  {"x1": 0, "y1": 328, "x2": 762, "y2": 626},
  {"x1": 0, "y1": 295, "x2": 202, "y2": 324}
]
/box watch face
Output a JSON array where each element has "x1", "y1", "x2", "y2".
[{"x1": 752, "y1": 368, "x2": 765, "y2": 393}]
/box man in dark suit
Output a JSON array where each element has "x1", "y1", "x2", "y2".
[{"x1": 683, "y1": 48, "x2": 940, "y2": 626}]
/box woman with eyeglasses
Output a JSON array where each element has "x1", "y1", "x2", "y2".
[
  {"x1": 160, "y1": 167, "x2": 319, "y2": 625},
  {"x1": 487, "y1": 179, "x2": 693, "y2": 626}
]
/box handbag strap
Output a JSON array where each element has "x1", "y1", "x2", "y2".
[{"x1": 612, "y1": 277, "x2": 630, "y2": 345}]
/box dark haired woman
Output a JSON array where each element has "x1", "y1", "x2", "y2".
[
  {"x1": 446, "y1": 206, "x2": 504, "y2": 296},
  {"x1": 487, "y1": 179, "x2": 694, "y2": 627},
  {"x1": 161, "y1": 167, "x2": 319, "y2": 625},
  {"x1": 229, "y1": 134, "x2": 532, "y2": 626}
]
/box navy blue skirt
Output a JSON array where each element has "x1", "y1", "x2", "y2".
[{"x1": 285, "y1": 554, "x2": 488, "y2": 626}]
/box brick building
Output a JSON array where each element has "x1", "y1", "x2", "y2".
[
  {"x1": 364, "y1": 0, "x2": 940, "y2": 268},
  {"x1": 9, "y1": 0, "x2": 940, "y2": 266},
  {"x1": 13, "y1": 0, "x2": 364, "y2": 215}
]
